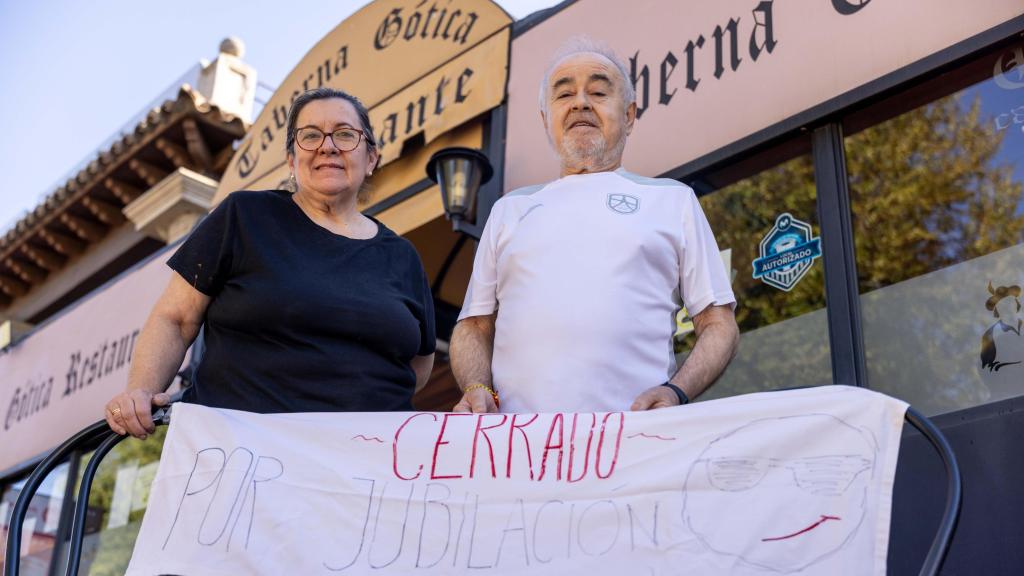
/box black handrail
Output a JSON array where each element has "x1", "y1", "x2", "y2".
[
  {"x1": 905, "y1": 405, "x2": 963, "y2": 576},
  {"x1": 4, "y1": 409, "x2": 169, "y2": 576},
  {"x1": 64, "y1": 432, "x2": 128, "y2": 576},
  {"x1": 4, "y1": 421, "x2": 110, "y2": 576}
]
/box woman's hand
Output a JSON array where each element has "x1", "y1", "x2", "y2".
[
  {"x1": 103, "y1": 274, "x2": 208, "y2": 439},
  {"x1": 105, "y1": 389, "x2": 171, "y2": 439}
]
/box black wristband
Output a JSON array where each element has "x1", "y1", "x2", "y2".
[{"x1": 660, "y1": 382, "x2": 690, "y2": 405}]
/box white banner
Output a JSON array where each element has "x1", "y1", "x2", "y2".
[{"x1": 128, "y1": 386, "x2": 907, "y2": 575}]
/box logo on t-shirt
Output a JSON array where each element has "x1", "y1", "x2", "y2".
[{"x1": 607, "y1": 193, "x2": 640, "y2": 215}]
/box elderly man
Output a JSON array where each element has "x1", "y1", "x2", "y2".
[{"x1": 450, "y1": 38, "x2": 738, "y2": 413}]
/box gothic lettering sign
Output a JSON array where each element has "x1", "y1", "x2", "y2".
[
  {"x1": 215, "y1": 0, "x2": 512, "y2": 203},
  {"x1": 127, "y1": 386, "x2": 906, "y2": 575},
  {"x1": 504, "y1": 0, "x2": 1024, "y2": 190},
  {"x1": 0, "y1": 252, "x2": 186, "y2": 474},
  {"x1": 373, "y1": 30, "x2": 508, "y2": 165}
]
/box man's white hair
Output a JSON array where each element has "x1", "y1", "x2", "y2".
[{"x1": 538, "y1": 36, "x2": 635, "y2": 116}]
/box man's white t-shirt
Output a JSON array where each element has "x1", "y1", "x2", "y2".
[{"x1": 459, "y1": 168, "x2": 736, "y2": 413}]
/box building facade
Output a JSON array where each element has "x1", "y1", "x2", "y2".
[{"x1": 2, "y1": 0, "x2": 1023, "y2": 573}]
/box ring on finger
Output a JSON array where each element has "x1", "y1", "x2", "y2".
[{"x1": 110, "y1": 406, "x2": 122, "y2": 417}]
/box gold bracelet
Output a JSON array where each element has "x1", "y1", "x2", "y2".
[{"x1": 464, "y1": 383, "x2": 500, "y2": 408}]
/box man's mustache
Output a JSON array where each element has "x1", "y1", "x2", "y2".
[{"x1": 564, "y1": 114, "x2": 600, "y2": 129}]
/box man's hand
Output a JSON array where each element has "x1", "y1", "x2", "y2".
[
  {"x1": 453, "y1": 386, "x2": 499, "y2": 413},
  {"x1": 451, "y1": 314, "x2": 498, "y2": 413},
  {"x1": 630, "y1": 385, "x2": 682, "y2": 411},
  {"x1": 105, "y1": 389, "x2": 171, "y2": 439}
]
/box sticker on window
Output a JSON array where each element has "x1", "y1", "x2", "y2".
[
  {"x1": 979, "y1": 281, "x2": 1023, "y2": 398},
  {"x1": 752, "y1": 213, "x2": 822, "y2": 291}
]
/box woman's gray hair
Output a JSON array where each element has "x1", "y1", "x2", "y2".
[
  {"x1": 537, "y1": 36, "x2": 635, "y2": 116},
  {"x1": 285, "y1": 87, "x2": 378, "y2": 202}
]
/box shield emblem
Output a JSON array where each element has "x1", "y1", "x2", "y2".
[
  {"x1": 752, "y1": 213, "x2": 822, "y2": 291},
  {"x1": 607, "y1": 193, "x2": 640, "y2": 215}
]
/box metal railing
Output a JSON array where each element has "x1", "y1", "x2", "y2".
[
  {"x1": 903, "y1": 405, "x2": 963, "y2": 575},
  {"x1": 4, "y1": 408, "x2": 169, "y2": 576}
]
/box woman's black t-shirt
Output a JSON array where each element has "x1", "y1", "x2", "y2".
[{"x1": 167, "y1": 190, "x2": 435, "y2": 413}]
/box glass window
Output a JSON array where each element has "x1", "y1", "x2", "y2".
[
  {"x1": 845, "y1": 42, "x2": 1024, "y2": 415},
  {"x1": 0, "y1": 463, "x2": 70, "y2": 576},
  {"x1": 77, "y1": 428, "x2": 167, "y2": 576},
  {"x1": 682, "y1": 135, "x2": 832, "y2": 399}
]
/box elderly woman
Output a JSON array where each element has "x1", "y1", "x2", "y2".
[{"x1": 105, "y1": 88, "x2": 435, "y2": 439}]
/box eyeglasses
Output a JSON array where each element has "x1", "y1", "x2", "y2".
[{"x1": 294, "y1": 127, "x2": 365, "y2": 152}]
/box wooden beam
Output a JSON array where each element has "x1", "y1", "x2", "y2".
[
  {"x1": 39, "y1": 228, "x2": 85, "y2": 256},
  {"x1": 20, "y1": 244, "x2": 66, "y2": 271},
  {"x1": 155, "y1": 137, "x2": 197, "y2": 171},
  {"x1": 82, "y1": 196, "x2": 126, "y2": 225},
  {"x1": 211, "y1": 144, "x2": 234, "y2": 172},
  {"x1": 58, "y1": 213, "x2": 107, "y2": 242},
  {"x1": 0, "y1": 275, "x2": 29, "y2": 298},
  {"x1": 129, "y1": 158, "x2": 169, "y2": 187},
  {"x1": 104, "y1": 178, "x2": 143, "y2": 205},
  {"x1": 0, "y1": 319, "x2": 32, "y2": 346},
  {"x1": 4, "y1": 258, "x2": 46, "y2": 284},
  {"x1": 182, "y1": 118, "x2": 213, "y2": 171}
]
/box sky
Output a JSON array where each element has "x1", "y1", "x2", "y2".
[{"x1": 0, "y1": 0, "x2": 563, "y2": 234}]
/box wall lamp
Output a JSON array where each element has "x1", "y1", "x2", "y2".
[{"x1": 426, "y1": 147, "x2": 494, "y2": 238}]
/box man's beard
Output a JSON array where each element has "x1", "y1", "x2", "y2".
[{"x1": 558, "y1": 132, "x2": 625, "y2": 172}]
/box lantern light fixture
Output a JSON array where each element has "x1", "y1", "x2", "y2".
[{"x1": 426, "y1": 147, "x2": 494, "y2": 228}]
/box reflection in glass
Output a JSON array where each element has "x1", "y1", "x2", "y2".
[
  {"x1": 0, "y1": 463, "x2": 69, "y2": 575},
  {"x1": 687, "y1": 145, "x2": 832, "y2": 399},
  {"x1": 847, "y1": 44, "x2": 1024, "y2": 414},
  {"x1": 77, "y1": 428, "x2": 167, "y2": 576}
]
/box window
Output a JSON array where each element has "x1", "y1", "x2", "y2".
[
  {"x1": 0, "y1": 430, "x2": 168, "y2": 576},
  {"x1": 684, "y1": 135, "x2": 832, "y2": 399},
  {"x1": 77, "y1": 428, "x2": 167, "y2": 576},
  {"x1": 0, "y1": 463, "x2": 70, "y2": 576},
  {"x1": 845, "y1": 43, "x2": 1024, "y2": 414}
]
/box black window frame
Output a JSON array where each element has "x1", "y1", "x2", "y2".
[{"x1": 652, "y1": 17, "x2": 1024, "y2": 394}]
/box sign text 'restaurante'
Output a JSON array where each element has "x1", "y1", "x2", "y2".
[{"x1": 4, "y1": 329, "x2": 139, "y2": 431}]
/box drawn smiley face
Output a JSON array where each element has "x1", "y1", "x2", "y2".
[{"x1": 682, "y1": 415, "x2": 876, "y2": 572}]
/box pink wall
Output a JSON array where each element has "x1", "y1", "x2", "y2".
[{"x1": 1, "y1": 252, "x2": 180, "y2": 473}]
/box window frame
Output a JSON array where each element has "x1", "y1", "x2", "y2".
[{"x1": 673, "y1": 22, "x2": 1024, "y2": 397}]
